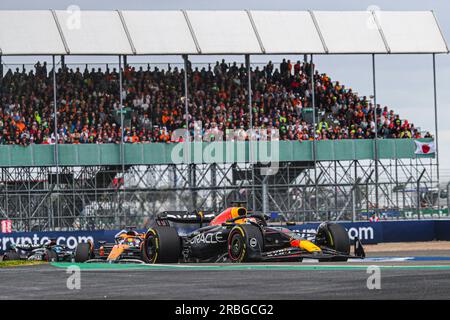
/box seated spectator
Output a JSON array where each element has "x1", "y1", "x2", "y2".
[{"x1": 0, "y1": 59, "x2": 425, "y2": 145}]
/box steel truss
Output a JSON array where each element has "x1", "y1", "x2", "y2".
[{"x1": 0, "y1": 158, "x2": 438, "y2": 231}]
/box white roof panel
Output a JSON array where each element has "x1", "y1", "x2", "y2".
[
  {"x1": 0, "y1": 10, "x2": 66, "y2": 55},
  {"x1": 55, "y1": 10, "x2": 133, "y2": 55},
  {"x1": 186, "y1": 10, "x2": 262, "y2": 54},
  {"x1": 375, "y1": 11, "x2": 448, "y2": 53},
  {"x1": 0, "y1": 10, "x2": 447, "y2": 56},
  {"x1": 121, "y1": 11, "x2": 197, "y2": 54},
  {"x1": 250, "y1": 11, "x2": 325, "y2": 54},
  {"x1": 314, "y1": 11, "x2": 387, "y2": 53}
]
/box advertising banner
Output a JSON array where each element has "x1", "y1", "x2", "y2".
[
  {"x1": 0, "y1": 230, "x2": 124, "y2": 253},
  {"x1": 287, "y1": 222, "x2": 382, "y2": 244}
]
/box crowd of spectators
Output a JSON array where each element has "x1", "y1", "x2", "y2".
[{"x1": 0, "y1": 59, "x2": 430, "y2": 145}]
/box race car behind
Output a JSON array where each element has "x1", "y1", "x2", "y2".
[
  {"x1": 0, "y1": 240, "x2": 73, "y2": 262},
  {"x1": 74, "y1": 227, "x2": 146, "y2": 263}
]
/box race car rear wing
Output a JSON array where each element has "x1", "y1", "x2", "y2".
[
  {"x1": 155, "y1": 210, "x2": 215, "y2": 227},
  {"x1": 10, "y1": 243, "x2": 47, "y2": 251}
]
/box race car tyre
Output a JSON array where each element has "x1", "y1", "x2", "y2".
[
  {"x1": 316, "y1": 222, "x2": 350, "y2": 262},
  {"x1": 44, "y1": 249, "x2": 58, "y2": 262},
  {"x1": 142, "y1": 227, "x2": 180, "y2": 263},
  {"x1": 228, "y1": 224, "x2": 263, "y2": 262},
  {"x1": 3, "y1": 251, "x2": 20, "y2": 261},
  {"x1": 74, "y1": 243, "x2": 92, "y2": 263}
]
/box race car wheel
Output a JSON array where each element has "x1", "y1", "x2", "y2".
[
  {"x1": 316, "y1": 222, "x2": 350, "y2": 262},
  {"x1": 44, "y1": 249, "x2": 58, "y2": 262},
  {"x1": 74, "y1": 243, "x2": 92, "y2": 263},
  {"x1": 227, "y1": 224, "x2": 263, "y2": 263},
  {"x1": 142, "y1": 227, "x2": 180, "y2": 264},
  {"x1": 3, "y1": 251, "x2": 20, "y2": 261}
]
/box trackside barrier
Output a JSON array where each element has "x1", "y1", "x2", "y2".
[
  {"x1": 288, "y1": 220, "x2": 444, "y2": 244},
  {"x1": 0, "y1": 230, "x2": 122, "y2": 253},
  {"x1": 435, "y1": 221, "x2": 450, "y2": 241},
  {"x1": 0, "y1": 220, "x2": 449, "y2": 252},
  {"x1": 289, "y1": 222, "x2": 382, "y2": 244}
]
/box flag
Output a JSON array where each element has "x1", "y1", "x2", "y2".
[
  {"x1": 1, "y1": 220, "x2": 12, "y2": 233},
  {"x1": 414, "y1": 141, "x2": 436, "y2": 155}
]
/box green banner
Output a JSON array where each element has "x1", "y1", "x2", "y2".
[{"x1": 0, "y1": 138, "x2": 434, "y2": 167}]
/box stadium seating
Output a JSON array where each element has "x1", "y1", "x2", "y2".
[{"x1": 0, "y1": 59, "x2": 429, "y2": 145}]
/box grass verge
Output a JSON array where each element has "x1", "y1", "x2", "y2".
[{"x1": 0, "y1": 260, "x2": 47, "y2": 268}]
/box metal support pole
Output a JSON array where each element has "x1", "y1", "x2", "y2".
[
  {"x1": 183, "y1": 55, "x2": 189, "y2": 139},
  {"x1": 119, "y1": 55, "x2": 124, "y2": 164},
  {"x1": 372, "y1": 54, "x2": 379, "y2": 213},
  {"x1": 183, "y1": 55, "x2": 196, "y2": 209},
  {"x1": 395, "y1": 159, "x2": 399, "y2": 209},
  {"x1": 0, "y1": 55, "x2": 3, "y2": 102},
  {"x1": 119, "y1": 55, "x2": 125, "y2": 225},
  {"x1": 417, "y1": 169, "x2": 426, "y2": 220},
  {"x1": 353, "y1": 160, "x2": 358, "y2": 222},
  {"x1": 352, "y1": 188, "x2": 356, "y2": 222},
  {"x1": 246, "y1": 55, "x2": 256, "y2": 212},
  {"x1": 446, "y1": 181, "x2": 450, "y2": 213},
  {"x1": 211, "y1": 164, "x2": 217, "y2": 212},
  {"x1": 334, "y1": 161, "x2": 338, "y2": 220},
  {"x1": 262, "y1": 176, "x2": 268, "y2": 216},
  {"x1": 53, "y1": 56, "x2": 59, "y2": 169},
  {"x1": 246, "y1": 55, "x2": 253, "y2": 131},
  {"x1": 182, "y1": 54, "x2": 191, "y2": 170},
  {"x1": 432, "y1": 53, "x2": 440, "y2": 190},
  {"x1": 191, "y1": 164, "x2": 197, "y2": 210},
  {"x1": 311, "y1": 54, "x2": 318, "y2": 220},
  {"x1": 366, "y1": 177, "x2": 370, "y2": 215},
  {"x1": 52, "y1": 55, "x2": 59, "y2": 230}
]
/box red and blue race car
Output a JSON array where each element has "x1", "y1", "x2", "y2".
[{"x1": 140, "y1": 206, "x2": 365, "y2": 263}]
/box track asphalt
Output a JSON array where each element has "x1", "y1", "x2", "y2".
[{"x1": 1, "y1": 250, "x2": 450, "y2": 299}]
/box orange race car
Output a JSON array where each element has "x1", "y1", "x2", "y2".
[{"x1": 74, "y1": 227, "x2": 146, "y2": 263}]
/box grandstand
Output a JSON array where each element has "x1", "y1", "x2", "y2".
[
  {"x1": 0, "y1": 10, "x2": 447, "y2": 231},
  {"x1": 0, "y1": 59, "x2": 429, "y2": 145}
]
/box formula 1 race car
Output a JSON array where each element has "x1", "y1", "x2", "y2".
[
  {"x1": 0, "y1": 240, "x2": 73, "y2": 262},
  {"x1": 74, "y1": 227, "x2": 146, "y2": 263},
  {"x1": 140, "y1": 207, "x2": 365, "y2": 263}
]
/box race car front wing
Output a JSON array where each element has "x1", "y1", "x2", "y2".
[{"x1": 261, "y1": 237, "x2": 366, "y2": 262}]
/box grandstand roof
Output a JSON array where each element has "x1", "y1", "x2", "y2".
[{"x1": 0, "y1": 10, "x2": 447, "y2": 55}]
